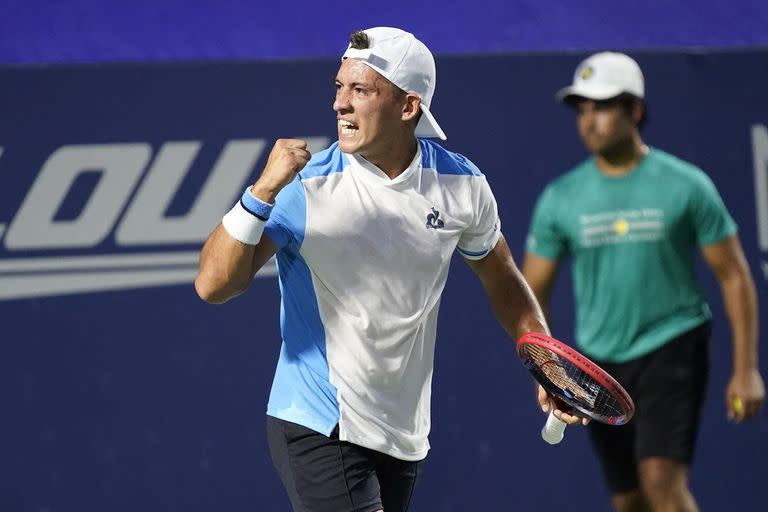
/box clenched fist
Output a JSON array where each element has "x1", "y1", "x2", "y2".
[{"x1": 251, "y1": 139, "x2": 312, "y2": 203}]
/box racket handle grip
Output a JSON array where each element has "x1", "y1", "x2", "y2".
[{"x1": 541, "y1": 411, "x2": 567, "y2": 445}]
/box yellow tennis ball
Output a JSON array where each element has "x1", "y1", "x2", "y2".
[{"x1": 732, "y1": 397, "x2": 744, "y2": 414}]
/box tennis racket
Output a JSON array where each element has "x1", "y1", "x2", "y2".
[{"x1": 516, "y1": 332, "x2": 635, "y2": 445}]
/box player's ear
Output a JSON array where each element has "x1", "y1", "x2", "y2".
[
  {"x1": 631, "y1": 100, "x2": 644, "y2": 125},
  {"x1": 401, "y1": 93, "x2": 421, "y2": 122}
]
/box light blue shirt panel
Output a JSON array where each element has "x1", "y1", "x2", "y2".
[
  {"x1": 264, "y1": 143, "x2": 347, "y2": 434},
  {"x1": 419, "y1": 138, "x2": 482, "y2": 176}
]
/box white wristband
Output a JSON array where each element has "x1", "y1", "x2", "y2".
[{"x1": 222, "y1": 201, "x2": 267, "y2": 245}]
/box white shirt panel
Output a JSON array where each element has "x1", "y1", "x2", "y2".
[{"x1": 298, "y1": 146, "x2": 491, "y2": 459}]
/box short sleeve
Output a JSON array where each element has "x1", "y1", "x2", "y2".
[
  {"x1": 264, "y1": 176, "x2": 307, "y2": 250},
  {"x1": 525, "y1": 184, "x2": 567, "y2": 260},
  {"x1": 457, "y1": 175, "x2": 501, "y2": 260},
  {"x1": 687, "y1": 170, "x2": 737, "y2": 246}
]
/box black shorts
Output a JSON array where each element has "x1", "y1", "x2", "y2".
[
  {"x1": 586, "y1": 321, "x2": 711, "y2": 494},
  {"x1": 267, "y1": 416, "x2": 425, "y2": 512}
]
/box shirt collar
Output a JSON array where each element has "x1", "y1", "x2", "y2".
[{"x1": 345, "y1": 143, "x2": 422, "y2": 187}]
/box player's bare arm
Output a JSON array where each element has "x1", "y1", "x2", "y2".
[
  {"x1": 701, "y1": 234, "x2": 765, "y2": 422},
  {"x1": 195, "y1": 139, "x2": 311, "y2": 304},
  {"x1": 465, "y1": 234, "x2": 548, "y2": 340},
  {"x1": 520, "y1": 253, "x2": 587, "y2": 424},
  {"x1": 521, "y1": 252, "x2": 560, "y2": 321},
  {"x1": 466, "y1": 236, "x2": 585, "y2": 426}
]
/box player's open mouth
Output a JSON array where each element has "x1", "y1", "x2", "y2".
[{"x1": 339, "y1": 120, "x2": 358, "y2": 136}]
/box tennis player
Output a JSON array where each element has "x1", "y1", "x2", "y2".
[
  {"x1": 522, "y1": 52, "x2": 765, "y2": 512},
  {"x1": 195, "y1": 27, "x2": 580, "y2": 512}
]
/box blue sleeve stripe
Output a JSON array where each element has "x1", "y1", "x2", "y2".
[{"x1": 457, "y1": 247, "x2": 490, "y2": 257}]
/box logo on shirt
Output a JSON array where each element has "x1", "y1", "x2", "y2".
[
  {"x1": 579, "y1": 208, "x2": 665, "y2": 248},
  {"x1": 425, "y1": 207, "x2": 445, "y2": 229},
  {"x1": 613, "y1": 218, "x2": 629, "y2": 235}
]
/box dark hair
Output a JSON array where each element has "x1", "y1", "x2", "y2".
[
  {"x1": 349, "y1": 30, "x2": 369, "y2": 50},
  {"x1": 567, "y1": 93, "x2": 648, "y2": 131},
  {"x1": 615, "y1": 93, "x2": 648, "y2": 131}
]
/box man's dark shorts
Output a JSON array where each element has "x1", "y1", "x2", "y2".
[
  {"x1": 587, "y1": 321, "x2": 711, "y2": 493},
  {"x1": 267, "y1": 416, "x2": 425, "y2": 512}
]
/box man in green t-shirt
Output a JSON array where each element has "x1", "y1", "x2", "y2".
[{"x1": 522, "y1": 52, "x2": 764, "y2": 512}]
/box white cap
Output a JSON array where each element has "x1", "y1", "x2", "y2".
[
  {"x1": 556, "y1": 52, "x2": 644, "y2": 102},
  {"x1": 342, "y1": 27, "x2": 446, "y2": 140}
]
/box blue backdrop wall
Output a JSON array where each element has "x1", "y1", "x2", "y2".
[
  {"x1": 2, "y1": 0, "x2": 768, "y2": 63},
  {"x1": 1, "y1": 50, "x2": 767, "y2": 511}
]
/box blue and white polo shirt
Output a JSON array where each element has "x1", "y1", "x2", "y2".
[{"x1": 264, "y1": 138, "x2": 500, "y2": 461}]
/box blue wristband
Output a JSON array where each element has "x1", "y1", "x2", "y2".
[{"x1": 240, "y1": 188, "x2": 274, "y2": 220}]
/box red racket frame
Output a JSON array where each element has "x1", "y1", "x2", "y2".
[{"x1": 517, "y1": 332, "x2": 635, "y2": 425}]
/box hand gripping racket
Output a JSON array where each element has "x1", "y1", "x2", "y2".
[{"x1": 516, "y1": 332, "x2": 635, "y2": 445}]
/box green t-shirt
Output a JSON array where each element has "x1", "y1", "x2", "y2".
[{"x1": 526, "y1": 148, "x2": 737, "y2": 362}]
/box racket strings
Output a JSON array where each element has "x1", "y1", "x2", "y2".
[{"x1": 524, "y1": 344, "x2": 625, "y2": 419}]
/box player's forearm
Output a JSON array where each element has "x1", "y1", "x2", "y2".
[
  {"x1": 195, "y1": 224, "x2": 257, "y2": 304},
  {"x1": 720, "y1": 269, "x2": 760, "y2": 374},
  {"x1": 526, "y1": 283, "x2": 552, "y2": 326},
  {"x1": 486, "y1": 271, "x2": 550, "y2": 341},
  {"x1": 469, "y1": 236, "x2": 550, "y2": 340},
  {"x1": 520, "y1": 253, "x2": 558, "y2": 328}
]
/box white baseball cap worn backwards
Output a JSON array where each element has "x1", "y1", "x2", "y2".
[
  {"x1": 342, "y1": 27, "x2": 447, "y2": 140},
  {"x1": 557, "y1": 51, "x2": 645, "y2": 103}
]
